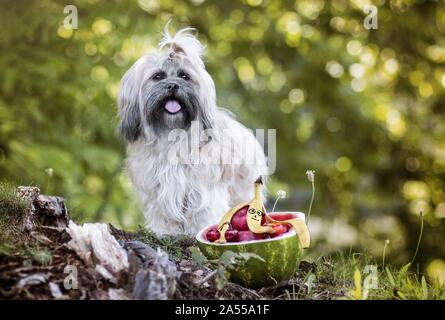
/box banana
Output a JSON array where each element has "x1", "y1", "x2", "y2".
[
  {"x1": 246, "y1": 177, "x2": 275, "y2": 234},
  {"x1": 264, "y1": 215, "x2": 311, "y2": 249},
  {"x1": 214, "y1": 222, "x2": 230, "y2": 244}
]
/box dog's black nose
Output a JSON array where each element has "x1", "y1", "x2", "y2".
[{"x1": 167, "y1": 83, "x2": 179, "y2": 91}]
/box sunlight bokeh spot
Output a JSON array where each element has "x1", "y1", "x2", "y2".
[
  {"x1": 279, "y1": 100, "x2": 295, "y2": 114},
  {"x1": 360, "y1": 47, "x2": 377, "y2": 67},
  {"x1": 90, "y1": 65, "x2": 109, "y2": 82},
  {"x1": 246, "y1": 0, "x2": 263, "y2": 7},
  {"x1": 92, "y1": 18, "x2": 113, "y2": 36},
  {"x1": 301, "y1": 24, "x2": 315, "y2": 38},
  {"x1": 229, "y1": 9, "x2": 244, "y2": 24},
  {"x1": 349, "y1": 63, "x2": 365, "y2": 78},
  {"x1": 277, "y1": 12, "x2": 300, "y2": 34},
  {"x1": 57, "y1": 26, "x2": 73, "y2": 39},
  {"x1": 329, "y1": 17, "x2": 346, "y2": 31},
  {"x1": 351, "y1": 78, "x2": 366, "y2": 92},
  {"x1": 403, "y1": 181, "x2": 430, "y2": 202},
  {"x1": 216, "y1": 42, "x2": 232, "y2": 56},
  {"x1": 295, "y1": 0, "x2": 324, "y2": 21},
  {"x1": 384, "y1": 58, "x2": 399, "y2": 75},
  {"x1": 409, "y1": 70, "x2": 424, "y2": 86},
  {"x1": 419, "y1": 82, "x2": 433, "y2": 98},
  {"x1": 346, "y1": 40, "x2": 362, "y2": 56},
  {"x1": 267, "y1": 72, "x2": 286, "y2": 92},
  {"x1": 234, "y1": 57, "x2": 255, "y2": 83},
  {"x1": 295, "y1": 113, "x2": 314, "y2": 141},
  {"x1": 84, "y1": 42, "x2": 97, "y2": 56},
  {"x1": 435, "y1": 203, "x2": 445, "y2": 219},
  {"x1": 288, "y1": 88, "x2": 305, "y2": 105},
  {"x1": 256, "y1": 57, "x2": 274, "y2": 75},
  {"x1": 426, "y1": 45, "x2": 445, "y2": 62},
  {"x1": 386, "y1": 110, "x2": 406, "y2": 139},
  {"x1": 326, "y1": 61, "x2": 344, "y2": 78},
  {"x1": 138, "y1": 0, "x2": 160, "y2": 13},
  {"x1": 335, "y1": 156, "x2": 352, "y2": 172}
]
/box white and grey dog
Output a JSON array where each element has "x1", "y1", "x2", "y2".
[{"x1": 118, "y1": 27, "x2": 268, "y2": 236}]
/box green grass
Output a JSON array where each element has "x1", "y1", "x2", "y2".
[
  {"x1": 285, "y1": 252, "x2": 445, "y2": 300},
  {"x1": 0, "y1": 181, "x2": 53, "y2": 267},
  {"x1": 0, "y1": 181, "x2": 27, "y2": 222},
  {"x1": 0, "y1": 242, "x2": 15, "y2": 257},
  {"x1": 0, "y1": 181, "x2": 28, "y2": 245}
]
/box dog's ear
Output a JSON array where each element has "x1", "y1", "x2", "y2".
[{"x1": 118, "y1": 64, "x2": 141, "y2": 143}]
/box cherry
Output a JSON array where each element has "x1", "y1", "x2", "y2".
[
  {"x1": 225, "y1": 229, "x2": 239, "y2": 242},
  {"x1": 253, "y1": 232, "x2": 266, "y2": 240},
  {"x1": 261, "y1": 214, "x2": 266, "y2": 225},
  {"x1": 237, "y1": 231, "x2": 265, "y2": 242},
  {"x1": 206, "y1": 227, "x2": 220, "y2": 242},
  {"x1": 231, "y1": 206, "x2": 249, "y2": 231},
  {"x1": 270, "y1": 224, "x2": 287, "y2": 238}
]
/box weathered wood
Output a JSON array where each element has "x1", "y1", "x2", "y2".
[
  {"x1": 131, "y1": 246, "x2": 179, "y2": 300},
  {"x1": 65, "y1": 221, "x2": 129, "y2": 285},
  {"x1": 16, "y1": 186, "x2": 68, "y2": 231}
]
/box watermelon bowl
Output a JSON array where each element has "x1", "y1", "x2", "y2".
[{"x1": 196, "y1": 211, "x2": 306, "y2": 288}]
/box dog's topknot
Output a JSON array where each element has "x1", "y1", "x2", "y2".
[{"x1": 159, "y1": 24, "x2": 206, "y2": 68}]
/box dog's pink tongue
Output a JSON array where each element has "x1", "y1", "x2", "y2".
[{"x1": 165, "y1": 100, "x2": 181, "y2": 114}]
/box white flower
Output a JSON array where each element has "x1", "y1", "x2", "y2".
[
  {"x1": 45, "y1": 168, "x2": 54, "y2": 177},
  {"x1": 277, "y1": 190, "x2": 286, "y2": 199},
  {"x1": 306, "y1": 170, "x2": 315, "y2": 183},
  {"x1": 385, "y1": 239, "x2": 390, "y2": 245}
]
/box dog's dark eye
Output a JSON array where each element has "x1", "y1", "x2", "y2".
[
  {"x1": 179, "y1": 72, "x2": 191, "y2": 81},
  {"x1": 152, "y1": 72, "x2": 166, "y2": 81}
]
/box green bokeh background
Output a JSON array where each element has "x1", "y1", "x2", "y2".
[{"x1": 1, "y1": 0, "x2": 445, "y2": 282}]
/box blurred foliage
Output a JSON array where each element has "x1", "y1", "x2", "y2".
[{"x1": 1, "y1": 0, "x2": 445, "y2": 282}]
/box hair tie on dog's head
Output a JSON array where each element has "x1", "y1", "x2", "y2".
[{"x1": 169, "y1": 43, "x2": 185, "y2": 58}]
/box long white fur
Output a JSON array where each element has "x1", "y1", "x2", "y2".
[{"x1": 122, "y1": 27, "x2": 268, "y2": 236}]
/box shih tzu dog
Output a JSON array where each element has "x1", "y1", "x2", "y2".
[{"x1": 118, "y1": 27, "x2": 268, "y2": 236}]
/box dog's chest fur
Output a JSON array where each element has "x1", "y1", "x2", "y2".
[{"x1": 125, "y1": 115, "x2": 266, "y2": 235}]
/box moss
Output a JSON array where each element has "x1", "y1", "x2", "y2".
[
  {"x1": 132, "y1": 227, "x2": 196, "y2": 261},
  {"x1": 29, "y1": 247, "x2": 53, "y2": 266}
]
